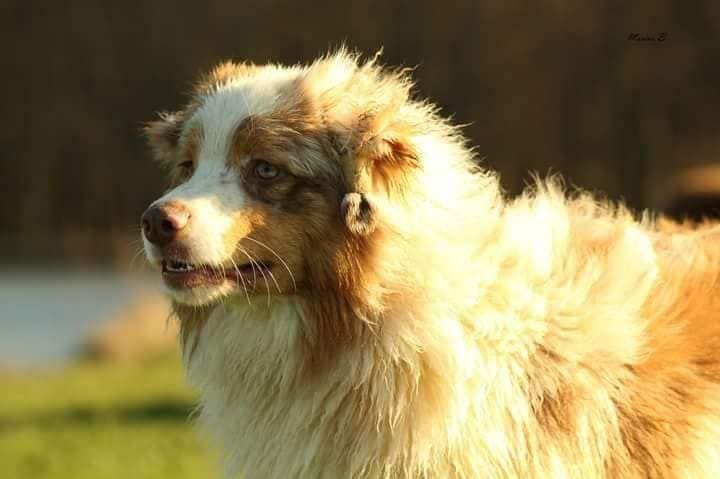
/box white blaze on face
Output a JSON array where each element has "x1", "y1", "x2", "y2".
[{"x1": 150, "y1": 157, "x2": 246, "y2": 265}]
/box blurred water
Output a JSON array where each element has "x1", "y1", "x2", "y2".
[{"x1": 0, "y1": 269, "x2": 163, "y2": 367}]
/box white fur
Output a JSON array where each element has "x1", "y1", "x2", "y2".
[
  {"x1": 145, "y1": 54, "x2": 720, "y2": 478},
  {"x1": 181, "y1": 178, "x2": 672, "y2": 478}
]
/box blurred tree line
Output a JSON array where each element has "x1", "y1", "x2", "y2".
[{"x1": 1, "y1": 1, "x2": 719, "y2": 262}]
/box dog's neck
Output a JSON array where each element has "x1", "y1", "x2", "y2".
[
  {"x1": 181, "y1": 296, "x2": 306, "y2": 390},
  {"x1": 178, "y1": 293, "x2": 498, "y2": 477}
]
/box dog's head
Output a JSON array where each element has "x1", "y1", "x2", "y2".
[{"x1": 141, "y1": 51, "x2": 422, "y2": 306}]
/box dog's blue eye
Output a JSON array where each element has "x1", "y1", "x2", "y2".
[{"x1": 254, "y1": 160, "x2": 280, "y2": 180}]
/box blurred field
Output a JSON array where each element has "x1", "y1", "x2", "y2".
[{"x1": 0, "y1": 353, "x2": 217, "y2": 479}]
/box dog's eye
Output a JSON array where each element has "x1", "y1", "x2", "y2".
[
  {"x1": 254, "y1": 160, "x2": 280, "y2": 180},
  {"x1": 173, "y1": 160, "x2": 194, "y2": 182},
  {"x1": 178, "y1": 160, "x2": 194, "y2": 171}
]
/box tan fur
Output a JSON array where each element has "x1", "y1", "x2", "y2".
[{"x1": 145, "y1": 50, "x2": 720, "y2": 478}]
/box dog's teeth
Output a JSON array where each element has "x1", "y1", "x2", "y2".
[{"x1": 166, "y1": 261, "x2": 196, "y2": 272}]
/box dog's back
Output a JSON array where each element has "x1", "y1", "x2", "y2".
[
  {"x1": 618, "y1": 226, "x2": 720, "y2": 476},
  {"x1": 456, "y1": 195, "x2": 720, "y2": 478}
]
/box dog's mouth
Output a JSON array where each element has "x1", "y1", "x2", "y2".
[{"x1": 161, "y1": 259, "x2": 274, "y2": 289}]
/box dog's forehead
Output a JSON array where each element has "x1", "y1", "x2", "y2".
[{"x1": 191, "y1": 69, "x2": 302, "y2": 159}]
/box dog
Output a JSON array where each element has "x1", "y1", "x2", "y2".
[{"x1": 141, "y1": 50, "x2": 720, "y2": 478}]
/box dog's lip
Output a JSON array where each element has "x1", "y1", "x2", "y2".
[{"x1": 161, "y1": 259, "x2": 274, "y2": 289}]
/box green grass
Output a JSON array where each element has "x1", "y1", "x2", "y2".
[{"x1": 0, "y1": 354, "x2": 218, "y2": 479}]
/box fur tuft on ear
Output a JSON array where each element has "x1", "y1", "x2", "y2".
[
  {"x1": 341, "y1": 192, "x2": 378, "y2": 236},
  {"x1": 143, "y1": 111, "x2": 184, "y2": 163},
  {"x1": 362, "y1": 137, "x2": 419, "y2": 191}
]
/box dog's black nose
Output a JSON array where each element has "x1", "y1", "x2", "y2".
[{"x1": 141, "y1": 202, "x2": 190, "y2": 246}]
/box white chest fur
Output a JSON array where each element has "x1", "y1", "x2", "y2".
[{"x1": 183, "y1": 298, "x2": 361, "y2": 478}]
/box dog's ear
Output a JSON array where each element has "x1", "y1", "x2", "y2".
[
  {"x1": 338, "y1": 121, "x2": 419, "y2": 236},
  {"x1": 340, "y1": 192, "x2": 377, "y2": 236},
  {"x1": 302, "y1": 51, "x2": 420, "y2": 235},
  {"x1": 143, "y1": 111, "x2": 185, "y2": 163}
]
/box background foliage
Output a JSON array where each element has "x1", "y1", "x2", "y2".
[{"x1": 2, "y1": 1, "x2": 719, "y2": 261}]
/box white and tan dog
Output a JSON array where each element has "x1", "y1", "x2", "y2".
[{"x1": 141, "y1": 51, "x2": 720, "y2": 478}]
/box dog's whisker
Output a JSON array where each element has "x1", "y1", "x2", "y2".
[
  {"x1": 129, "y1": 246, "x2": 146, "y2": 270},
  {"x1": 237, "y1": 248, "x2": 268, "y2": 306},
  {"x1": 263, "y1": 265, "x2": 282, "y2": 296},
  {"x1": 228, "y1": 258, "x2": 248, "y2": 304},
  {"x1": 239, "y1": 247, "x2": 273, "y2": 307},
  {"x1": 236, "y1": 247, "x2": 258, "y2": 285},
  {"x1": 229, "y1": 257, "x2": 251, "y2": 306},
  {"x1": 125, "y1": 223, "x2": 145, "y2": 236},
  {"x1": 245, "y1": 236, "x2": 297, "y2": 292}
]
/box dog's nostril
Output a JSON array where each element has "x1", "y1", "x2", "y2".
[
  {"x1": 141, "y1": 201, "x2": 190, "y2": 246},
  {"x1": 160, "y1": 218, "x2": 176, "y2": 234}
]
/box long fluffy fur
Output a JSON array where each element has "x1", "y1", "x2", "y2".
[{"x1": 150, "y1": 51, "x2": 720, "y2": 478}]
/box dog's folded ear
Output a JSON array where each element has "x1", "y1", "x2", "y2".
[
  {"x1": 143, "y1": 111, "x2": 185, "y2": 163},
  {"x1": 339, "y1": 123, "x2": 419, "y2": 236},
  {"x1": 341, "y1": 192, "x2": 378, "y2": 236},
  {"x1": 304, "y1": 52, "x2": 422, "y2": 235}
]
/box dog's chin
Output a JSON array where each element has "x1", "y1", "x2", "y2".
[{"x1": 165, "y1": 282, "x2": 236, "y2": 307}]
